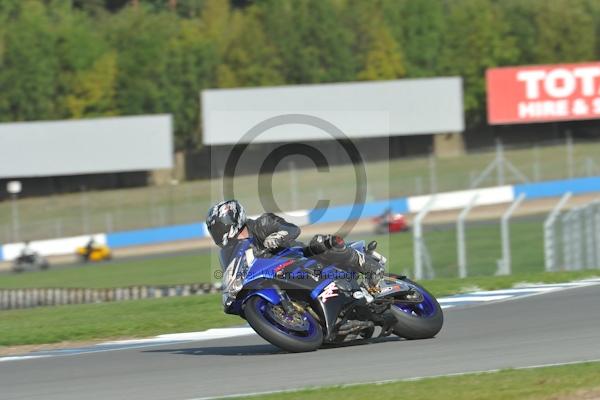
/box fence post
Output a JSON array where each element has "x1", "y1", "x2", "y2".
[
  {"x1": 585, "y1": 203, "x2": 595, "y2": 269},
  {"x1": 585, "y1": 158, "x2": 594, "y2": 176},
  {"x1": 413, "y1": 196, "x2": 436, "y2": 280},
  {"x1": 562, "y1": 210, "x2": 574, "y2": 271},
  {"x1": 566, "y1": 132, "x2": 574, "y2": 178},
  {"x1": 532, "y1": 145, "x2": 541, "y2": 181},
  {"x1": 573, "y1": 207, "x2": 584, "y2": 270},
  {"x1": 544, "y1": 192, "x2": 572, "y2": 272},
  {"x1": 80, "y1": 188, "x2": 90, "y2": 235},
  {"x1": 415, "y1": 176, "x2": 423, "y2": 195},
  {"x1": 457, "y1": 194, "x2": 479, "y2": 279},
  {"x1": 498, "y1": 193, "x2": 526, "y2": 275},
  {"x1": 496, "y1": 138, "x2": 505, "y2": 186},
  {"x1": 429, "y1": 152, "x2": 437, "y2": 194},
  {"x1": 105, "y1": 213, "x2": 114, "y2": 233},
  {"x1": 594, "y1": 201, "x2": 600, "y2": 269},
  {"x1": 10, "y1": 194, "x2": 20, "y2": 242},
  {"x1": 54, "y1": 219, "x2": 63, "y2": 238}
]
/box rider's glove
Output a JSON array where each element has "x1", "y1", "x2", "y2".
[
  {"x1": 263, "y1": 231, "x2": 289, "y2": 249},
  {"x1": 328, "y1": 235, "x2": 345, "y2": 249}
]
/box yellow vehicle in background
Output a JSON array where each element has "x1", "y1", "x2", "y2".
[{"x1": 76, "y1": 239, "x2": 112, "y2": 263}]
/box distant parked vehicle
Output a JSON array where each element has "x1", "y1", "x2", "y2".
[
  {"x1": 373, "y1": 210, "x2": 409, "y2": 234},
  {"x1": 12, "y1": 253, "x2": 50, "y2": 273}
]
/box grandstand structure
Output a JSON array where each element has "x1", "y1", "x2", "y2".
[{"x1": 0, "y1": 115, "x2": 174, "y2": 199}]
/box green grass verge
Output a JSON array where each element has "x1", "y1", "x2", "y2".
[
  {"x1": 1, "y1": 270, "x2": 598, "y2": 348},
  {"x1": 238, "y1": 362, "x2": 600, "y2": 400},
  {"x1": 0, "y1": 252, "x2": 217, "y2": 289},
  {"x1": 0, "y1": 217, "x2": 568, "y2": 289},
  {"x1": 0, "y1": 294, "x2": 239, "y2": 347}
]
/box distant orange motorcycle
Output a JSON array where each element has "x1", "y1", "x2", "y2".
[{"x1": 76, "y1": 243, "x2": 112, "y2": 262}]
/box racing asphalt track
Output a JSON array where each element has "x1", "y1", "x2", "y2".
[{"x1": 2, "y1": 283, "x2": 600, "y2": 400}]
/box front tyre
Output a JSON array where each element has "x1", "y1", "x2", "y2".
[
  {"x1": 389, "y1": 279, "x2": 443, "y2": 340},
  {"x1": 244, "y1": 296, "x2": 323, "y2": 353}
]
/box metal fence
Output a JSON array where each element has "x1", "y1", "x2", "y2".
[
  {"x1": 412, "y1": 193, "x2": 600, "y2": 280},
  {"x1": 2, "y1": 137, "x2": 600, "y2": 243},
  {"x1": 544, "y1": 197, "x2": 600, "y2": 272}
]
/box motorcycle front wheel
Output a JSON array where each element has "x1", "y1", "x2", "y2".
[
  {"x1": 244, "y1": 296, "x2": 323, "y2": 353},
  {"x1": 389, "y1": 278, "x2": 444, "y2": 340}
]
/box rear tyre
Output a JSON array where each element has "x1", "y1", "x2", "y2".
[
  {"x1": 389, "y1": 279, "x2": 443, "y2": 340},
  {"x1": 244, "y1": 296, "x2": 323, "y2": 353}
]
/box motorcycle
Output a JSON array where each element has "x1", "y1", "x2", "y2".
[
  {"x1": 374, "y1": 213, "x2": 409, "y2": 234},
  {"x1": 220, "y1": 239, "x2": 443, "y2": 352},
  {"x1": 12, "y1": 253, "x2": 50, "y2": 273},
  {"x1": 76, "y1": 244, "x2": 112, "y2": 263}
]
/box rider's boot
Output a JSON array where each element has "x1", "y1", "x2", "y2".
[
  {"x1": 306, "y1": 234, "x2": 384, "y2": 292},
  {"x1": 357, "y1": 253, "x2": 385, "y2": 293}
]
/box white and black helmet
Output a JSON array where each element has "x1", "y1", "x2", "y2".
[{"x1": 206, "y1": 200, "x2": 247, "y2": 247}]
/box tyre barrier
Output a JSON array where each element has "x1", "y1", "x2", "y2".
[{"x1": 0, "y1": 283, "x2": 222, "y2": 310}]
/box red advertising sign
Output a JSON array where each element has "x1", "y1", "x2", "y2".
[{"x1": 487, "y1": 62, "x2": 600, "y2": 124}]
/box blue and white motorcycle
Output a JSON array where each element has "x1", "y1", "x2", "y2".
[{"x1": 220, "y1": 238, "x2": 443, "y2": 352}]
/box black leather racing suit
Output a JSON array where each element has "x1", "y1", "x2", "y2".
[
  {"x1": 245, "y1": 213, "x2": 302, "y2": 249},
  {"x1": 246, "y1": 213, "x2": 382, "y2": 283}
]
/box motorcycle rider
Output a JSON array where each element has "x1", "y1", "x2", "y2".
[
  {"x1": 381, "y1": 207, "x2": 393, "y2": 223},
  {"x1": 18, "y1": 240, "x2": 37, "y2": 264},
  {"x1": 83, "y1": 237, "x2": 97, "y2": 261},
  {"x1": 206, "y1": 200, "x2": 384, "y2": 289}
]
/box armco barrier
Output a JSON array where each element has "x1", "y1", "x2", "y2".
[
  {"x1": 1, "y1": 233, "x2": 107, "y2": 262},
  {"x1": 406, "y1": 186, "x2": 514, "y2": 213},
  {"x1": 0, "y1": 283, "x2": 220, "y2": 310},
  {"x1": 513, "y1": 176, "x2": 600, "y2": 200},
  {"x1": 308, "y1": 198, "x2": 408, "y2": 225},
  {"x1": 106, "y1": 222, "x2": 206, "y2": 248},
  {"x1": 2, "y1": 175, "x2": 600, "y2": 262}
]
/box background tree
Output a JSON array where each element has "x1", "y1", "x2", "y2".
[
  {"x1": 105, "y1": 9, "x2": 179, "y2": 117},
  {"x1": 0, "y1": 1, "x2": 58, "y2": 122},
  {"x1": 216, "y1": 8, "x2": 284, "y2": 87},
  {"x1": 386, "y1": 0, "x2": 444, "y2": 78},
  {"x1": 261, "y1": 0, "x2": 355, "y2": 83},
  {"x1": 163, "y1": 20, "x2": 218, "y2": 146},
  {"x1": 51, "y1": 3, "x2": 112, "y2": 118},
  {"x1": 533, "y1": 0, "x2": 596, "y2": 63},
  {"x1": 64, "y1": 52, "x2": 118, "y2": 118},
  {"x1": 438, "y1": 0, "x2": 519, "y2": 123},
  {"x1": 1, "y1": 0, "x2": 599, "y2": 146},
  {"x1": 357, "y1": 25, "x2": 405, "y2": 81}
]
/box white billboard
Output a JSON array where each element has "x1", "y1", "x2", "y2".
[
  {"x1": 0, "y1": 115, "x2": 173, "y2": 178},
  {"x1": 202, "y1": 78, "x2": 464, "y2": 145}
]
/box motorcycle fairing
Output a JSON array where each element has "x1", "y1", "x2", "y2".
[{"x1": 220, "y1": 239, "x2": 366, "y2": 338}]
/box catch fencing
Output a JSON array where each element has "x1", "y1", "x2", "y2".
[
  {"x1": 544, "y1": 197, "x2": 600, "y2": 272},
  {"x1": 413, "y1": 192, "x2": 600, "y2": 280},
  {"x1": 2, "y1": 137, "x2": 600, "y2": 243}
]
